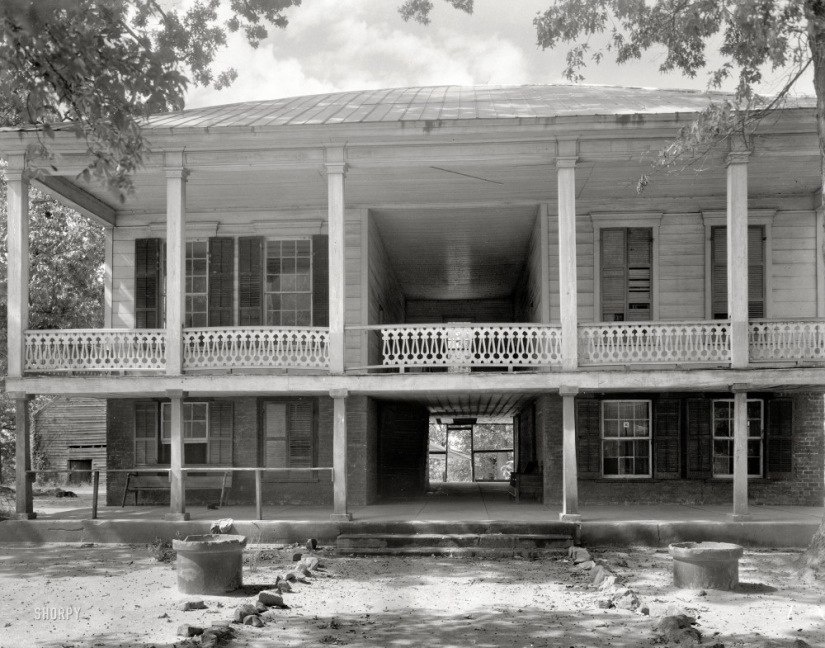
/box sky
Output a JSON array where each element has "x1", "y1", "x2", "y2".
[{"x1": 183, "y1": 0, "x2": 815, "y2": 109}]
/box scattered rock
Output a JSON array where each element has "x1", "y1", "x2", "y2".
[
  {"x1": 243, "y1": 615, "x2": 264, "y2": 627},
  {"x1": 306, "y1": 538, "x2": 318, "y2": 552},
  {"x1": 276, "y1": 580, "x2": 293, "y2": 593},
  {"x1": 158, "y1": 613, "x2": 169, "y2": 619},
  {"x1": 179, "y1": 600, "x2": 207, "y2": 611},
  {"x1": 639, "y1": 605, "x2": 650, "y2": 616},
  {"x1": 569, "y1": 547, "x2": 592, "y2": 564},
  {"x1": 596, "y1": 598, "x2": 613, "y2": 609},
  {"x1": 206, "y1": 503, "x2": 220, "y2": 510},
  {"x1": 292, "y1": 552, "x2": 303, "y2": 562},
  {"x1": 575, "y1": 560, "x2": 596, "y2": 570},
  {"x1": 200, "y1": 632, "x2": 219, "y2": 648},
  {"x1": 233, "y1": 604, "x2": 258, "y2": 623},
  {"x1": 258, "y1": 590, "x2": 285, "y2": 607},
  {"x1": 591, "y1": 564, "x2": 614, "y2": 586},
  {"x1": 612, "y1": 588, "x2": 640, "y2": 611},
  {"x1": 302, "y1": 555, "x2": 320, "y2": 570},
  {"x1": 296, "y1": 563, "x2": 312, "y2": 577},
  {"x1": 286, "y1": 571, "x2": 308, "y2": 583},
  {"x1": 255, "y1": 601, "x2": 269, "y2": 613},
  {"x1": 177, "y1": 624, "x2": 204, "y2": 637},
  {"x1": 655, "y1": 615, "x2": 702, "y2": 646}
]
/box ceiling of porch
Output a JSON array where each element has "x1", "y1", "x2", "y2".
[{"x1": 371, "y1": 387, "x2": 540, "y2": 420}]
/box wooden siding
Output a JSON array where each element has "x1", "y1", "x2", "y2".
[
  {"x1": 405, "y1": 299, "x2": 514, "y2": 324},
  {"x1": 771, "y1": 211, "x2": 817, "y2": 318},
  {"x1": 33, "y1": 397, "x2": 108, "y2": 480},
  {"x1": 548, "y1": 215, "x2": 594, "y2": 323},
  {"x1": 345, "y1": 212, "x2": 365, "y2": 369},
  {"x1": 514, "y1": 211, "x2": 543, "y2": 324},
  {"x1": 367, "y1": 212, "x2": 405, "y2": 367},
  {"x1": 659, "y1": 214, "x2": 705, "y2": 320}
]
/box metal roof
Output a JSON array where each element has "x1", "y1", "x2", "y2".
[{"x1": 143, "y1": 84, "x2": 816, "y2": 130}]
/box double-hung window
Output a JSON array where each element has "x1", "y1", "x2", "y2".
[
  {"x1": 265, "y1": 239, "x2": 313, "y2": 326},
  {"x1": 601, "y1": 228, "x2": 652, "y2": 322},
  {"x1": 185, "y1": 241, "x2": 209, "y2": 327},
  {"x1": 161, "y1": 402, "x2": 209, "y2": 464},
  {"x1": 712, "y1": 399, "x2": 763, "y2": 477},
  {"x1": 602, "y1": 400, "x2": 652, "y2": 477},
  {"x1": 711, "y1": 226, "x2": 765, "y2": 319}
]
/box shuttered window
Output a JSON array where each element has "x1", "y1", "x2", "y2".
[
  {"x1": 208, "y1": 238, "x2": 235, "y2": 326},
  {"x1": 208, "y1": 402, "x2": 233, "y2": 466},
  {"x1": 601, "y1": 400, "x2": 651, "y2": 477},
  {"x1": 264, "y1": 400, "x2": 314, "y2": 469},
  {"x1": 160, "y1": 402, "x2": 209, "y2": 465},
  {"x1": 767, "y1": 399, "x2": 793, "y2": 474},
  {"x1": 185, "y1": 241, "x2": 209, "y2": 327},
  {"x1": 601, "y1": 228, "x2": 652, "y2": 322},
  {"x1": 134, "y1": 402, "x2": 158, "y2": 466},
  {"x1": 135, "y1": 239, "x2": 162, "y2": 328},
  {"x1": 575, "y1": 400, "x2": 602, "y2": 478},
  {"x1": 265, "y1": 239, "x2": 313, "y2": 326},
  {"x1": 711, "y1": 399, "x2": 763, "y2": 477},
  {"x1": 239, "y1": 236, "x2": 264, "y2": 325},
  {"x1": 653, "y1": 399, "x2": 681, "y2": 478},
  {"x1": 711, "y1": 226, "x2": 765, "y2": 319}
]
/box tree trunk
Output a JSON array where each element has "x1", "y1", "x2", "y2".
[{"x1": 801, "y1": 2, "x2": 825, "y2": 572}]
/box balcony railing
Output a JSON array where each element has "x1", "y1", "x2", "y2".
[
  {"x1": 24, "y1": 329, "x2": 167, "y2": 372},
  {"x1": 182, "y1": 327, "x2": 329, "y2": 370},
  {"x1": 749, "y1": 320, "x2": 825, "y2": 362},
  {"x1": 377, "y1": 324, "x2": 563, "y2": 371},
  {"x1": 579, "y1": 321, "x2": 731, "y2": 365}
]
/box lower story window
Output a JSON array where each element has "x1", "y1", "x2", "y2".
[
  {"x1": 712, "y1": 399, "x2": 763, "y2": 477},
  {"x1": 161, "y1": 402, "x2": 209, "y2": 464},
  {"x1": 602, "y1": 400, "x2": 651, "y2": 477}
]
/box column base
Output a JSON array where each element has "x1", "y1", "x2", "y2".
[
  {"x1": 164, "y1": 512, "x2": 190, "y2": 521},
  {"x1": 559, "y1": 513, "x2": 582, "y2": 523},
  {"x1": 11, "y1": 512, "x2": 37, "y2": 520},
  {"x1": 330, "y1": 513, "x2": 352, "y2": 522},
  {"x1": 727, "y1": 513, "x2": 752, "y2": 522}
]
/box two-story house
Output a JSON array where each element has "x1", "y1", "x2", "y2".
[{"x1": 4, "y1": 85, "x2": 823, "y2": 523}]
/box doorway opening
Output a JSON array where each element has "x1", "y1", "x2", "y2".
[{"x1": 428, "y1": 419, "x2": 514, "y2": 484}]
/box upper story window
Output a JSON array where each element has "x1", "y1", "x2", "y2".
[
  {"x1": 185, "y1": 241, "x2": 208, "y2": 327},
  {"x1": 265, "y1": 240, "x2": 312, "y2": 326},
  {"x1": 601, "y1": 400, "x2": 652, "y2": 478},
  {"x1": 601, "y1": 228, "x2": 652, "y2": 322},
  {"x1": 712, "y1": 399, "x2": 763, "y2": 477},
  {"x1": 711, "y1": 225, "x2": 765, "y2": 319}
]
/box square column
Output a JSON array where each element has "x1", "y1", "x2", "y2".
[
  {"x1": 330, "y1": 389, "x2": 351, "y2": 521},
  {"x1": 326, "y1": 149, "x2": 347, "y2": 375},
  {"x1": 559, "y1": 386, "x2": 581, "y2": 522},
  {"x1": 729, "y1": 387, "x2": 751, "y2": 521},
  {"x1": 727, "y1": 151, "x2": 750, "y2": 368},
  {"x1": 12, "y1": 394, "x2": 35, "y2": 519},
  {"x1": 165, "y1": 390, "x2": 189, "y2": 521},
  {"x1": 6, "y1": 163, "x2": 29, "y2": 378},
  {"x1": 165, "y1": 152, "x2": 188, "y2": 375},
  {"x1": 557, "y1": 148, "x2": 579, "y2": 370},
  {"x1": 103, "y1": 227, "x2": 114, "y2": 328}
]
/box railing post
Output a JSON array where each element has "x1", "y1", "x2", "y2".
[
  {"x1": 557, "y1": 141, "x2": 579, "y2": 371},
  {"x1": 255, "y1": 469, "x2": 263, "y2": 521},
  {"x1": 12, "y1": 393, "x2": 35, "y2": 519},
  {"x1": 330, "y1": 389, "x2": 351, "y2": 521},
  {"x1": 326, "y1": 148, "x2": 347, "y2": 375},
  {"x1": 6, "y1": 157, "x2": 29, "y2": 378},
  {"x1": 727, "y1": 150, "x2": 750, "y2": 369},
  {"x1": 165, "y1": 390, "x2": 189, "y2": 521},
  {"x1": 165, "y1": 151, "x2": 188, "y2": 375},
  {"x1": 92, "y1": 470, "x2": 100, "y2": 520},
  {"x1": 559, "y1": 386, "x2": 581, "y2": 522}
]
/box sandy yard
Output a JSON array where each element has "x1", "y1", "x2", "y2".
[{"x1": 0, "y1": 542, "x2": 823, "y2": 648}]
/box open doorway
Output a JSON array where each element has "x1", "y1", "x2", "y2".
[{"x1": 428, "y1": 419, "x2": 514, "y2": 484}]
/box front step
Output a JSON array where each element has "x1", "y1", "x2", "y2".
[{"x1": 336, "y1": 532, "x2": 573, "y2": 556}]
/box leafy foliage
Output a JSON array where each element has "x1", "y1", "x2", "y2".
[
  {"x1": 398, "y1": 0, "x2": 474, "y2": 25},
  {"x1": 0, "y1": 0, "x2": 300, "y2": 199}
]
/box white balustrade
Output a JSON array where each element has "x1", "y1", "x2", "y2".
[
  {"x1": 183, "y1": 327, "x2": 329, "y2": 370},
  {"x1": 380, "y1": 324, "x2": 562, "y2": 369},
  {"x1": 24, "y1": 329, "x2": 166, "y2": 372},
  {"x1": 749, "y1": 320, "x2": 825, "y2": 362},
  {"x1": 579, "y1": 321, "x2": 731, "y2": 365}
]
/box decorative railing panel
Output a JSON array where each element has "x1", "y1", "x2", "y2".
[
  {"x1": 24, "y1": 329, "x2": 167, "y2": 372},
  {"x1": 749, "y1": 320, "x2": 825, "y2": 362},
  {"x1": 183, "y1": 327, "x2": 329, "y2": 370},
  {"x1": 579, "y1": 321, "x2": 731, "y2": 365},
  {"x1": 380, "y1": 324, "x2": 563, "y2": 369}
]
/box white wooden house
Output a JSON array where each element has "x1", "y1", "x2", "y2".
[{"x1": 3, "y1": 85, "x2": 823, "y2": 521}]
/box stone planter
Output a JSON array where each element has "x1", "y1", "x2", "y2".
[
  {"x1": 668, "y1": 541, "x2": 744, "y2": 590},
  {"x1": 173, "y1": 534, "x2": 247, "y2": 595}
]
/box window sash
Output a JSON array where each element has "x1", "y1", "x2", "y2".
[
  {"x1": 264, "y1": 238, "x2": 313, "y2": 327},
  {"x1": 601, "y1": 400, "x2": 652, "y2": 478},
  {"x1": 711, "y1": 399, "x2": 763, "y2": 477},
  {"x1": 161, "y1": 402, "x2": 209, "y2": 444},
  {"x1": 185, "y1": 240, "x2": 209, "y2": 327}
]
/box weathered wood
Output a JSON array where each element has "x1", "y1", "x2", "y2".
[
  {"x1": 104, "y1": 228, "x2": 113, "y2": 328},
  {"x1": 557, "y1": 155, "x2": 578, "y2": 370},
  {"x1": 331, "y1": 390, "x2": 351, "y2": 520},
  {"x1": 727, "y1": 153, "x2": 750, "y2": 368},
  {"x1": 167, "y1": 393, "x2": 188, "y2": 520},
  {"x1": 165, "y1": 158, "x2": 188, "y2": 375},
  {"x1": 559, "y1": 388, "x2": 580, "y2": 522},
  {"x1": 731, "y1": 389, "x2": 751, "y2": 519},
  {"x1": 14, "y1": 397, "x2": 35, "y2": 519},
  {"x1": 327, "y1": 150, "x2": 347, "y2": 374},
  {"x1": 6, "y1": 168, "x2": 29, "y2": 378},
  {"x1": 818, "y1": 207, "x2": 825, "y2": 318}
]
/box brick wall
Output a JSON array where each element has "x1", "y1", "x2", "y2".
[
  {"x1": 535, "y1": 394, "x2": 563, "y2": 504},
  {"x1": 105, "y1": 399, "x2": 134, "y2": 506}
]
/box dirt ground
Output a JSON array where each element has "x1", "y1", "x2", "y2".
[{"x1": 0, "y1": 542, "x2": 823, "y2": 648}]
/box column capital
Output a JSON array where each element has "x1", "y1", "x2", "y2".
[
  {"x1": 555, "y1": 156, "x2": 578, "y2": 169},
  {"x1": 559, "y1": 386, "x2": 579, "y2": 397},
  {"x1": 730, "y1": 383, "x2": 751, "y2": 394},
  {"x1": 166, "y1": 389, "x2": 188, "y2": 399},
  {"x1": 6, "y1": 392, "x2": 30, "y2": 401},
  {"x1": 330, "y1": 389, "x2": 349, "y2": 399},
  {"x1": 3, "y1": 153, "x2": 28, "y2": 182},
  {"x1": 325, "y1": 162, "x2": 348, "y2": 176},
  {"x1": 726, "y1": 151, "x2": 750, "y2": 166},
  {"x1": 164, "y1": 167, "x2": 190, "y2": 181}
]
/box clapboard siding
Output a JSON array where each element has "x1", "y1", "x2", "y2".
[
  {"x1": 405, "y1": 299, "x2": 514, "y2": 323},
  {"x1": 659, "y1": 214, "x2": 706, "y2": 320},
  {"x1": 772, "y1": 211, "x2": 817, "y2": 318},
  {"x1": 367, "y1": 212, "x2": 405, "y2": 367},
  {"x1": 548, "y1": 216, "x2": 594, "y2": 323},
  {"x1": 514, "y1": 212, "x2": 543, "y2": 323},
  {"x1": 33, "y1": 398, "x2": 108, "y2": 482},
  {"x1": 345, "y1": 214, "x2": 364, "y2": 369}
]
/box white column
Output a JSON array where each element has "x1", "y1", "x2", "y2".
[
  {"x1": 103, "y1": 227, "x2": 114, "y2": 328},
  {"x1": 330, "y1": 389, "x2": 351, "y2": 521},
  {"x1": 326, "y1": 149, "x2": 347, "y2": 374},
  {"x1": 539, "y1": 204, "x2": 551, "y2": 324},
  {"x1": 166, "y1": 390, "x2": 189, "y2": 521},
  {"x1": 816, "y1": 206, "x2": 825, "y2": 318},
  {"x1": 12, "y1": 394, "x2": 35, "y2": 519},
  {"x1": 559, "y1": 386, "x2": 581, "y2": 522},
  {"x1": 730, "y1": 387, "x2": 751, "y2": 520},
  {"x1": 6, "y1": 165, "x2": 29, "y2": 378},
  {"x1": 165, "y1": 154, "x2": 188, "y2": 375},
  {"x1": 557, "y1": 152, "x2": 579, "y2": 370},
  {"x1": 727, "y1": 151, "x2": 749, "y2": 369}
]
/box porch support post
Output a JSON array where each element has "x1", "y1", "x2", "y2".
[
  {"x1": 11, "y1": 394, "x2": 35, "y2": 519},
  {"x1": 165, "y1": 390, "x2": 189, "y2": 521},
  {"x1": 559, "y1": 386, "x2": 581, "y2": 522},
  {"x1": 729, "y1": 385, "x2": 751, "y2": 520},
  {"x1": 6, "y1": 159, "x2": 29, "y2": 378},
  {"x1": 326, "y1": 148, "x2": 347, "y2": 375},
  {"x1": 103, "y1": 227, "x2": 114, "y2": 328},
  {"x1": 727, "y1": 150, "x2": 750, "y2": 369},
  {"x1": 165, "y1": 152, "x2": 188, "y2": 375},
  {"x1": 557, "y1": 143, "x2": 579, "y2": 370},
  {"x1": 539, "y1": 203, "x2": 551, "y2": 324},
  {"x1": 330, "y1": 389, "x2": 351, "y2": 521},
  {"x1": 816, "y1": 205, "x2": 825, "y2": 318}
]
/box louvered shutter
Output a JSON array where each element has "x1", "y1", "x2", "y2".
[
  {"x1": 575, "y1": 399, "x2": 602, "y2": 478},
  {"x1": 265, "y1": 402, "x2": 288, "y2": 468},
  {"x1": 135, "y1": 239, "x2": 161, "y2": 328},
  {"x1": 517, "y1": 404, "x2": 536, "y2": 472},
  {"x1": 312, "y1": 235, "x2": 328, "y2": 327},
  {"x1": 767, "y1": 399, "x2": 793, "y2": 474},
  {"x1": 208, "y1": 238, "x2": 235, "y2": 326},
  {"x1": 208, "y1": 401, "x2": 233, "y2": 465},
  {"x1": 711, "y1": 227, "x2": 728, "y2": 319},
  {"x1": 686, "y1": 398, "x2": 712, "y2": 478},
  {"x1": 601, "y1": 229, "x2": 627, "y2": 321},
  {"x1": 134, "y1": 402, "x2": 158, "y2": 466},
  {"x1": 626, "y1": 228, "x2": 651, "y2": 321},
  {"x1": 654, "y1": 399, "x2": 681, "y2": 478},
  {"x1": 288, "y1": 400, "x2": 314, "y2": 468},
  {"x1": 748, "y1": 226, "x2": 765, "y2": 318},
  {"x1": 238, "y1": 236, "x2": 263, "y2": 325}
]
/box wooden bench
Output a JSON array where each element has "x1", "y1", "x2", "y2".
[{"x1": 121, "y1": 471, "x2": 232, "y2": 507}]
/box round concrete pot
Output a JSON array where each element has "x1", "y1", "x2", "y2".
[
  {"x1": 668, "y1": 541, "x2": 744, "y2": 591},
  {"x1": 173, "y1": 534, "x2": 247, "y2": 595}
]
